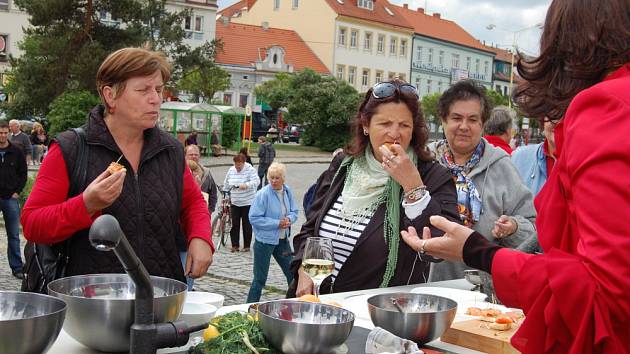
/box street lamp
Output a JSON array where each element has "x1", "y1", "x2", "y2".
[{"x1": 487, "y1": 23, "x2": 543, "y2": 109}]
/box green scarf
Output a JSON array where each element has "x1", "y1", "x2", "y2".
[{"x1": 333, "y1": 145, "x2": 417, "y2": 287}]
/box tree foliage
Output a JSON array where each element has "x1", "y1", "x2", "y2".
[
  {"x1": 47, "y1": 90, "x2": 100, "y2": 136},
  {"x1": 221, "y1": 114, "x2": 241, "y2": 149},
  {"x1": 3, "y1": 0, "x2": 223, "y2": 119},
  {"x1": 420, "y1": 92, "x2": 442, "y2": 125},
  {"x1": 486, "y1": 89, "x2": 510, "y2": 109},
  {"x1": 256, "y1": 69, "x2": 361, "y2": 151},
  {"x1": 177, "y1": 49, "x2": 231, "y2": 103}
]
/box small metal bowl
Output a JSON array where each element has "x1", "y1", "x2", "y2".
[
  {"x1": 48, "y1": 274, "x2": 186, "y2": 352},
  {"x1": 0, "y1": 291, "x2": 67, "y2": 354},
  {"x1": 367, "y1": 293, "x2": 457, "y2": 344},
  {"x1": 256, "y1": 300, "x2": 355, "y2": 354}
]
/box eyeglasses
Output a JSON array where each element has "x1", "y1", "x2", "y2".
[{"x1": 371, "y1": 82, "x2": 419, "y2": 100}]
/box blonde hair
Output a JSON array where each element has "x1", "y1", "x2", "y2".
[
  {"x1": 267, "y1": 162, "x2": 287, "y2": 182},
  {"x1": 96, "y1": 47, "x2": 171, "y2": 111},
  {"x1": 187, "y1": 159, "x2": 203, "y2": 185}
]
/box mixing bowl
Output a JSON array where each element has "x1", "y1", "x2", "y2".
[
  {"x1": 256, "y1": 300, "x2": 355, "y2": 354},
  {"x1": 185, "y1": 291, "x2": 224, "y2": 309},
  {"x1": 0, "y1": 291, "x2": 66, "y2": 354},
  {"x1": 48, "y1": 274, "x2": 186, "y2": 352},
  {"x1": 367, "y1": 292, "x2": 457, "y2": 344}
]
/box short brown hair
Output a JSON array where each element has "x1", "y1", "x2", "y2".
[
  {"x1": 346, "y1": 79, "x2": 432, "y2": 162},
  {"x1": 438, "y1": 80, "x2": 491, "y2": 125},
  {"x1": 233, "y1": 154, "x2": 246, "y2": 163},
  {"x1": 514, "y1": 0, "x2": 630, "y2": 122},
  {"x1": 96, "y1": 47, "x2": 171, "y2": 110}
]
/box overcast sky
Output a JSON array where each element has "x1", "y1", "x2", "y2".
[{"x1": 217, "y1": 0, "x2": 550, "y2": 56}]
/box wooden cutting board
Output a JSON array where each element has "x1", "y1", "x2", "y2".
[{"x1": 441, "y1": 319, "x2": 520, "y2": 354}]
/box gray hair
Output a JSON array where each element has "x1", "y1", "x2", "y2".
[
  {"x1": 484, "y1": 106, "x2": 515, "y2": 135},
  {"x1": 267, "y1": 162, "x2": 287, "y2": 181}
]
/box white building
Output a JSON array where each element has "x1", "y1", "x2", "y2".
[
  {"x1": 0, "y1": 0, "x2": 30, "y2": 102},
  {"x1": 166, "y1": 0, "x2": 218, "y2": 49}
]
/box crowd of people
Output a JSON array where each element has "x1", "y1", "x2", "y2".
[{"x1": 0, "y1": 0, "x2": 627, "y2": 352}]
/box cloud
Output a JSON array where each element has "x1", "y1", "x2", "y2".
[{"x1": 218, "y1": 0, "x2": 551, "y2": 55}]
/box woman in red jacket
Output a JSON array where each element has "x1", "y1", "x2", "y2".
[{"x1": 401, "y1": 0, "x2": 630, "y2": 353}]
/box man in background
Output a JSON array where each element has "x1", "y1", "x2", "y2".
[
  {"x1": 257, "y1": 136, "x2": 275, "y2": 190},
  {"x1": 0, "y1": 121, "x2": 27, "y2": 279},
  {"x1": 483, "y1": 106, "x2": 515, "y2": 155},
  {"x1": 8, "y1": 119, "x2": 32, "y2": 164}
]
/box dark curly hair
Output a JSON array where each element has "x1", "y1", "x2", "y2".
[
  {"x1": 437, "y1": 80, "x2": 491, "y2": 124},
  {"x1": 514, "y1": 0, "x2": 630, "y2": 122},
  {"x1": 345, "y1": 79, "x2": 432, "y2": 161}
]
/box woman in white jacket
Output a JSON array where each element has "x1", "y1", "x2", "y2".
[{"x1": 223, "y1": 153, "x2": 259, "y2": 252}]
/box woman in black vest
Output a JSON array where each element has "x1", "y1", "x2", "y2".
[{"x1": 21, "y1": 48, "x2": 214, "y2": 281}]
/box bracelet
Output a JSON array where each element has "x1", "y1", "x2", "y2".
[{"x1": 403, "y1": 185, "x2": 427, "y2": 201}]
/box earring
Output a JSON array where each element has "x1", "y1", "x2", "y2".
[
  {"x1": 363, "y1": 130, "x2": 368, "y2": 136},
  {"x1": 108, "y1": 106, "x2": 116, "y2": 114}
]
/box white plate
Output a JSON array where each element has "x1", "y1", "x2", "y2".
[{"x1": 410, "y1": 286, "x2": 487, "y2": 304}]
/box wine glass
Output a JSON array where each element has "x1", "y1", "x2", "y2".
[{"x1": 301, "y1": 237, "x2": 334, "y2": 298}]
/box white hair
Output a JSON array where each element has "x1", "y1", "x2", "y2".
[{"x1": 267, "y1": 162, "x2": 287, "y2": 181}]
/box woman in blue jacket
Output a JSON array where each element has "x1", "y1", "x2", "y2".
[{"x1": 247, "y1": 162, "x2": 298, "y2": 302}]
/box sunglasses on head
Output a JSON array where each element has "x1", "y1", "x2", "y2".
[{"x1": 371, "y1": 82, "x2": 419, "y2": 99}]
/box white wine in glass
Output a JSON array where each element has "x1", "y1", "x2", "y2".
[{"x1": 302, "y1": 237, "x2": 334, "y2": 297}]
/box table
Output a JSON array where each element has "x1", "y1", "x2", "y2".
[{"x1": 48, "y1": 279, "x2": 486, "y2": 354}]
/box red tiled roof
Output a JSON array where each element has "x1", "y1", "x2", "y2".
[
  {"x1": 215, "y1": 22, "x2": 329, "y2": 74},
  {"x1": 324, "y1": 0, "x2": 413, "y2": 30},
  {"x1": 394, "y1": 4, "x2": 493, "y2": 53},
  {"x1": 485, "y1": 45, "x2": 514, "y2": 62}
]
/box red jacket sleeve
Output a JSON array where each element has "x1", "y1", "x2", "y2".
[
  {"x1": 180, "y1": 166, "x2": 214, "y2": 253},
  {"x1": 491, "y1": 84, "x2": 630, "y2": 353},
  {"x1": 20, "y1": 143, "x2": 97, "y2": 243}
]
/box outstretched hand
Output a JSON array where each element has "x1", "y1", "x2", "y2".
[{"x1": 400, "y1": 215, "x2": 474, "y2": 262}]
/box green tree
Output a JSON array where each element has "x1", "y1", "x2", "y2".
[
  {"x1": 177, "y1": 62, "x2": 231, "y2": 103},
  {"x1": 486, "y1": 89, "x2": 510, "y2": 109},
  {"x1": 253, "y1": 72, "x2": 292, "y2": 110},
  {"x1": 3, "y1": 0, "x2": 221, "y2": 118},
  {"x1": 420, "y1": 92, "x2": 442, "y2": 125},
  {"x1": 221, "y1": 114, "x2": 241, "y2": 149},
  {"x1": 47, "y1": 90, "x2": 100, "y2": 136}
]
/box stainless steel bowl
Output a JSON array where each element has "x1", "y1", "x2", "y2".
[
  {"x1": 0, "y1": 291, "x2": 67, "y2": 354},
  {"x1": 256, "y1": 300, "x2": 355, "y2": 354},
  {"x1": 367, "y1": 292, "x2": 457, "y2": 344},
  {"x1": 48, "y1": 274, "x2": 186, "y2": 352}
]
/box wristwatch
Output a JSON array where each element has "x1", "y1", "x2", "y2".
[{"x1": 404, "y1": 185, "x2": 427, "y2": 201}]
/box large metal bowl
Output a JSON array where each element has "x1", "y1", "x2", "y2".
[
  {"x1": 367, "y1": 292, "x2": 457, "y2": 344},
  {"x1": 48, "y1": 274, "x2": 186, "y2": 352},
  {"x1": 0, "y1": 291, "x2": 67, "y2": 354},
  {"x1": 256, "y1": 300, "x2": 355, "y2": 354}
]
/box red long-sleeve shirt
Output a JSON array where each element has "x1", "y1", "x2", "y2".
[
  {"x1": 21, "y1": 142, "x2": 214, "y2": 252},
  {"x1": 492, "y1": 63, "x2": 630, "y2": 353}
]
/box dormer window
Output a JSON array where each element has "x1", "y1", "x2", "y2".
[{"x1": 358, "y1": 0, "x2": 373, "y2": 10}]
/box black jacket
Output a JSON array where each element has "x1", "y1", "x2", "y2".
[
  {"x1": 289, "y1": 153, "x2": 460, "y2": 296},
  {"x1": 0, "y1": 141, "x2": 27, "y2": 199},
  {"x1": 56, "y1": 105, "x2": 187, "y2": 281}
]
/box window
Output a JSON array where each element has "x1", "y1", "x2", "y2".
[
  {"x1": 0, "y1": 34, "x2": 8, "y2": 60},
  {"x1": 466, "y1": 57, "x2": 471, "y2": 71},
  {"x1": 239, "y1": 94, "x2": 249, "y2": 108},
  {"x1": 0, "y1": 0, "x2": 8, "y2": 11},
  {"x1": 274, "y1": 0, "x2": 280, "y2": 10},
  {"x1": 415, "y1": 77, "x2": 421, "y2": 89},
  {"x1": 338, "y1": 28, "x2": 346, "y2": 46},
  {"x1": 184, "y1": 16, "x2": 192, "y2": 31},
  {"x1": 357, "y1": 0, "x2": 374, "y2": 10},
  {"x1": 362, "y1": 69, "x2": 370, "y2": 87},
  {"x1": 438, "y1": 81, "x2": 443, "y2": 92},
  {"x1": 364, "y1": 32, "x2": 372, "y2": 50},
  {"x1": 496, "y1": 84, "x2": 501, "y2": 93},
  {"x1": 388, "y1": 72, "x2": 396, "y2": 80},
  {"x1": 243, "y1": 75, "x2": 249, "y2": 80},
  {"x1": 350, "y1": 30, "x2": 358, "y2": 48},
  {"x1": 398, "y1": 73, "x2": 406, "y2": 81},
  {"x1": 416, "y1": 46, "x2": 423, "y2": 62},
  {"x1": 377, "y1": 35, "x2": 385, "y2": 53},
  {"x1": 484, "y1": 61, "x2": 489, "y2": 76},
  {"x1": 292, "y1": 0, "x2": 299, "y2": 8},
  {"x1": 426, "y1": 80, "x2": 432, "y2": 94},
  {"x1": 375, "y1": 71, "x2": 383, "y2": 83},
  {"x1": 336, "y1": 65, "x2": 345, "y2": 80},
  {"x1": 389, "y1": 37, "x2": 397, "y2": 55},
  {"x1": 475, "y1": 58, "x2": 480, "y2": 73},
  {"x1": 451, "y1": 54, "x2": 460, "y2": 68},
  {"x1": 400, "y1": 40, "x2": 407, "y2": 57},
  {"x1": 348, "y1": 66, "x2": 356, "y2": 85},
  {"x1": 428, "y1": 48, "x2": 433, "y2": 64},
  {"x1": 438, "y1": 50, "x2": 444, "y2": 66},
  {"x1": 223, "y1": 93, "x2": 233, "y2": 105},
  {"x1": 194, "y1": 16, "x2": 203, "y2": 32}
]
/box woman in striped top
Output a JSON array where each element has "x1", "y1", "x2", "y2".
[
  {"x1": 289, "y1": 79, "x2": 460, "y2": 297},
  {"x1": 223, "y1": 153, "x2": 259, "y2": 252}
]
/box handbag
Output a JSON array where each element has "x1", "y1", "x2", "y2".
[{"x1": 21, "y1": 127, "x2": 89, "y2": 293}]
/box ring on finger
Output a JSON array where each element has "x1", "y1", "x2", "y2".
[{"x1": 419, "y1": 239, "x2": 427, "y2": 254}]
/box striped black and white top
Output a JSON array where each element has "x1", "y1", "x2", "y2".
[
  {"x1": 223, "y1": 163, "x2": 259, "y2": 206},
  {"x1": 318, "y1": 192, "x2": 431, "y2": 281}
]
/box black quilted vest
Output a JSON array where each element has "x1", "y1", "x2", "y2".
[{"x1": 56, "y1": 105, "x2": 186, "y2": 282}]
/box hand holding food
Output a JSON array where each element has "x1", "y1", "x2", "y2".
[
  {"x1": 107, "y1": 161, "x2": 126, "y2": 174},
  {"x1": 83, "y1": 168, "x2": 126, "y2": 214},
  {"x1": 378, "y1": 143, "x2": 424, "y2": 192}
]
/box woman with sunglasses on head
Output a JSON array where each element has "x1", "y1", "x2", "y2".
[
  {"x1": 288, "y1": 79, "x2": 460, "y2": 297},
  {"x1": 401, "y1": 0, "x2": 630, "y2": 352},
  {"x1": 426, "y1": 80, "x2": 537, "y2": 299}
]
